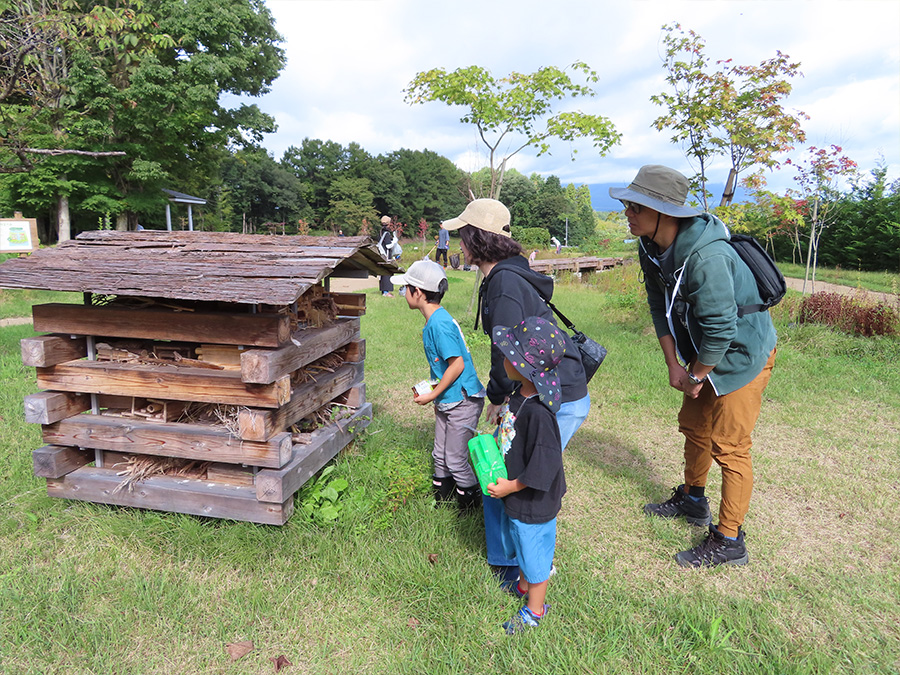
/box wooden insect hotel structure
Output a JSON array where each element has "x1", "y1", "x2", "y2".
[{"x1": 0, "y1": 231, "x2": 399, "y2": 525}]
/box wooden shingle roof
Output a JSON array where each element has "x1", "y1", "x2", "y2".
[{"x1": 0, "y1": 231, "x2": 400, "y2": 305}]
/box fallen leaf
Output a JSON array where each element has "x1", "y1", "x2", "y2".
[
  {"x1": 225, "y1": 640, "x2": 254, "y2": 661},
  {"x1": 407, "y1": 617, "x2": 420, "y2": 627},
  {"x1": 271, "y1": 654, "x2": 292, "y2": 672},
  {"x1": 427, "y1": 553, "x2": 438, "y2": 564}
]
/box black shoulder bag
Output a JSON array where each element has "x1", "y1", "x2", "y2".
[{"x1": 542, "y1": 297, "x2": 607, "y2": 384}]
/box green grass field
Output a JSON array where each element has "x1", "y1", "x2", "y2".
[{"x1": 1, "y1": 266, "x2": 899, "y2": 674}]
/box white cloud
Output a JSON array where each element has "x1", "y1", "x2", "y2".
[{"x1": 248, "y1": 0, "x2": 900, "y2": 200}]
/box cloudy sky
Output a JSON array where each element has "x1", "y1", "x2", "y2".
[{"x1": 243, "y1": 0, "x2": 899, "y2": 209}]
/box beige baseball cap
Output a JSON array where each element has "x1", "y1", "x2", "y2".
[{"x1": 441, "y1": 199, "x2": 511, "y2": 237}]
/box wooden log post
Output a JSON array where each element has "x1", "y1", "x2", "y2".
[
  {"x1": 36, "y1": 361, "x2": 291, "y2": 408},
  {"x1": 33, "y1": 445, "x2": 92, "y2": 478},
  {"x1": 42, "y1": 415, "x2": 293, "y2": 468},
  {"x1": 32, "y1": 303, "x2": 292, "y2": 347},
  {"x1": 24, "y1": 391, "x2": 90, "y2": 424},
  {"x1": 343, "y1": 339, "x2": 366, "y2": 363},
  {"x1": 21, "y1": 335, "x2": 87, "y2": 367},
  {"x1": 240, "y1": 318, "x2": 360, "y2": 384},
  {"x1": 238, "y1": 362, "x2": 364, "y2": 441},
  {"x1": 46, "y1": 466, "x2": 294, "y2": 525},
  {"x1": 255, "y1": 402, "x2": 372, "y2": 503}
]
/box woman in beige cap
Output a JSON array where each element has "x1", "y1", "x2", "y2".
[{"x1": 442, "y1": 198, "x2": 590, "y2": 584}]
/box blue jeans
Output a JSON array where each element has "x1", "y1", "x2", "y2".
[{"x1": 483, "y1": 393, "x2": 590, "y2": 566}]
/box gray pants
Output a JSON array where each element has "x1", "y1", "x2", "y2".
[{"x1": 433, "y1": 396, "x2": 484, "y2": 489}]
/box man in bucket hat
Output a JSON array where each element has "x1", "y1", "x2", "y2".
[
  {"x1": 487, "y1": 316, "x2": 567, "y2": 634},
  {"x1": 610, "y1": 165, "x2": 777, "y2": 568}
]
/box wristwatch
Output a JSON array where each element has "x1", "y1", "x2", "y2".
[{"x1": 686, "y1": 371, "x2": 706, "y2": 385}]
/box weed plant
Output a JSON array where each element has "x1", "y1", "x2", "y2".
[
  {"x1": 796, "y1": 292, "x2": 899, "y2": 336},
  {"x1": 0, "y1": 266, "x2": 898, "y2": 674}
]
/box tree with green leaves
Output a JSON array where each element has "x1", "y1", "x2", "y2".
[
  {"x1": 651, "y1": 23, "x2": 807, "y2": 209},
  {"x1": 786, "y1": 145, "x2": 858, "y2": 291},
  {"x1": 219, "y1": 146, "x2": 310, "y2": 233},
  {"x1": 404, "y1": 63, "x2": 620, "y2": 199},
  {"x1": 825, "y1": 166, "x2": 900, "y2": 272},
  {"x1": 1, "y1": 0, "x2": 284, "y2": 240},
  {"x1": 382, "y1": 148, "x2": 467, "y2": 230}
]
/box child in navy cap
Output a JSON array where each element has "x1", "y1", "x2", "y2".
[{"x1": 488, "y1": 316, "x2": 566, "y2": 634}]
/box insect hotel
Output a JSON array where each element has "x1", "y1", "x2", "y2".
[{"x1": 0, "y1": 231, "x2": 398, "y2": 525}]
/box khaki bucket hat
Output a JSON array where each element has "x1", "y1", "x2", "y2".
[{"x1": 608, "y1": 165, "x2": 703, "y2": 218}]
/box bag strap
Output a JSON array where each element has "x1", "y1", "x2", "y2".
[
  {"x1": 475, "y1": 265, "x2": 580, "y2": 334},
  {"x1": 542, "y1": 297, "x2": 578, "y2": 333}
]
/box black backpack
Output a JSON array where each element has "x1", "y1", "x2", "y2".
[
  {"x1": 640, "y1": 234, "x2": 786, "y2": 318},
  {"x1": 728, "y1": 234, "x2": 787, "y2": 317}
]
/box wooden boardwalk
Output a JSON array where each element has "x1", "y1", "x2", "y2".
[{"x1": 528, "y1": 256, "x2": 623, "y2": 275}]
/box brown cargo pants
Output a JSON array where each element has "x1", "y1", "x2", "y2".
[{"x1": 678, "y1": 349, "x2": 776, "y2": 537}]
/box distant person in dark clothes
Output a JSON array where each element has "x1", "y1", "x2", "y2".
[
  {"x1": 436, "y1": 223, "x2": 450, "y2": 266},
  {"x1": 377, "y1": 215, "x2": 397, "y2": 297},
  {"x1": 441, "y1": 198, "x2": 590, "y2": 583}
]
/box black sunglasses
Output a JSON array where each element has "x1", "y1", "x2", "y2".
[{"x1": 622, "y1": 200, "x2": 643, "y2": 214}]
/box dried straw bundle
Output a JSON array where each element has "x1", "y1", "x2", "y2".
[{"x1": 112, "y1": 455, "x2": 211, "y2": 493}]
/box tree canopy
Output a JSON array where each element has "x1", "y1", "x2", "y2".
[
  {"x1": 651, "y1": 23, "x2": 807, "y2": 208},
  {"x1": 1, "y1": 0, "x2": 285, "y2": 238},
  {"x1": 404, "y1": 63, "x2": 621, "y2": 199}
]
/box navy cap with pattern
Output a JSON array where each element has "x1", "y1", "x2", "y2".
[{"x1": 492, "y1": 316, "x2": 566, "y2": 410}]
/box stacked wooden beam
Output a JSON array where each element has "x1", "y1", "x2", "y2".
[{"x1": 21, "y1": 291, "x2": 371, "y2": 525}]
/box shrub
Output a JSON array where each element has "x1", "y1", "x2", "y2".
[
  {"x1": 512, "y1": 226, "x2": 550, "y2": 250},
  {"x1": 798, "y1": 292, "x2": 899, "y2": 337}
]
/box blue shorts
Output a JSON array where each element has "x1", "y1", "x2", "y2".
[{"x1": 500, "y1": 513, "x2": 557, "y2": 584}]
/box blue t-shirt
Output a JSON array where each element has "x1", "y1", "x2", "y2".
[
  {"x1": 438, "y1": 228, "x2": 450, "y2": 249},
  {"x1": 422, "y1": 307, "x2": 484, "y2": 404}
]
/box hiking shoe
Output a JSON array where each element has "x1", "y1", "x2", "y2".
[
  {"x1": 675, "y1": 525, "x2": 749, "y2": 568},
  {"x1": 502, "y1": 604, "x2": 550, "y2": 635},
  {"x1": 455, "y1": 484, "x2": 483, "y2": 513},
  {"x1": 500, "y1": 579, "x2": 528, "y2": 600},
  {"x1": 644, "y1": 485, "x2": 712, "y2": 526}
]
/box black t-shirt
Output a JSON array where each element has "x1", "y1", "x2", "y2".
[{"x1": 502, "y1": 396, "x2": 565, "y2": 524}]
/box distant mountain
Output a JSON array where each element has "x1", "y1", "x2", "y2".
[{"x1": 586, "y1": 183, "x2": 751, "y2": 213}]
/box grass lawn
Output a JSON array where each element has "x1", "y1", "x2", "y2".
[{"x1": 1, "y1": 265, "x2": 899, "y2": 674}]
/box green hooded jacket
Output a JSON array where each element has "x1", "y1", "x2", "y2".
[{"x1": 639, "y1": 213, "x2": 777, "y2": 395}]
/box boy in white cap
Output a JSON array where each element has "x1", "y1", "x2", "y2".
[
  {"x1": 488, "y1": 316, "x2": 567, "y2": 634},
  {"x1": 391, "y1": 260, "x2": 486, "y2": 511}
]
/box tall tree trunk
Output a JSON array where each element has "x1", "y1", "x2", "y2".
[
  {"x1": 802, "y1": 196, "x2": 819, "y2": 294},
  {"x1": 57, "y1": 186, "x2": 71, "y2": 242},
  {"x1": 116, "y1": 213, "x2": 128, "y2": 231},
  {"x1": 719, "y1": 168, "x2": 738, "y2": 207}
]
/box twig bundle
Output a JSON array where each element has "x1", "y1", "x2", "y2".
[{"x1": 112, "y1": 455, "x2": 211, "y2": 493}]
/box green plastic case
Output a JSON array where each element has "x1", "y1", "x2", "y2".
[{"x1": 468, "y1": 433, "x2": 508, "y2": 495}]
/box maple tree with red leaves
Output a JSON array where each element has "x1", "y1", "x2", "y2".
[{"x1": 651, "y1": 23, "x2": 808, "y2": 209}]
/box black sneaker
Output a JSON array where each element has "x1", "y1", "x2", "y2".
[
  {"x1": 643, "y1": 485, "x2": 712, "y2": 526},
  {"x1": 675, "y1": 525, "x2": 749, "y2": 568}
]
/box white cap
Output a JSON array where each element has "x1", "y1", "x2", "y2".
[{"x1": 390, "y1": 259, "x2": 446, "y2": 292}]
